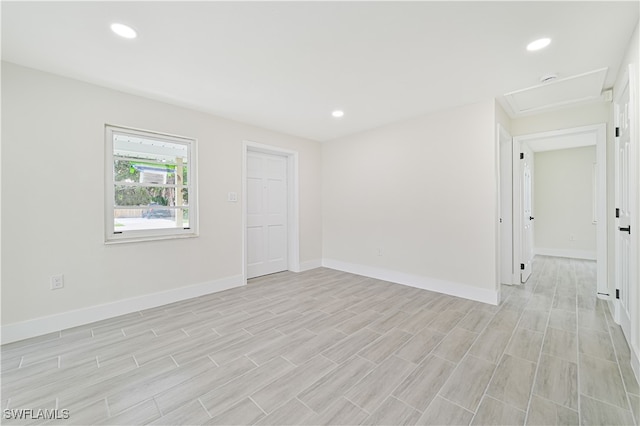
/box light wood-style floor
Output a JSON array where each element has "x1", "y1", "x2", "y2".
[{"x1": 1, "y1": 256, "x2": 638, "y2": 425}]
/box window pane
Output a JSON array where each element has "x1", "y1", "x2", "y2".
[
  {"x1": 114, "y1": 208, "x2": 189, "y2": 232},
  {"x1": 114, "y1": 159, "x2": 186, "y2": 185},
  {"x1": 106, "y1": 125, "x2": 196, "y2": 243}
]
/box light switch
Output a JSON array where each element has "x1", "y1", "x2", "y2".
[{"x1": 227, "y1": 192, "x2": 238, "y2": 202}]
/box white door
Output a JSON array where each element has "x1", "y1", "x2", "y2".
[
  {"x1": 615, "y1": 73, "x2": 632, "y2": 342},
  {"x1": 521, "y1": 145, "x2": 534, "y2": 283},
  {"x1": 246, "y1": 151, "x2": 288, "y2": 279}
]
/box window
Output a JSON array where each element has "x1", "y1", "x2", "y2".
[{"x1": 105, "y1": 125, "x2": 197, "y2": 243}]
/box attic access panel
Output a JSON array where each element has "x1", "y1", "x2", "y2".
[{"x1": 504, "y1": 68, "x2": 608, "y2": 115}]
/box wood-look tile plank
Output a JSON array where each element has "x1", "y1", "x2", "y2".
[
  {"x1": 284, "y1": 329, "x2": 347, "y2": 366},
  {"x1": 427, "y1": 310, "x2": 465, "y2": 334},
  {"x1": 322, "y1": 328, "x2": 381, "y2": 364},
  {"x1": 486, "y1": 354, "x2": 536, "y2": 411},
  {"x1": 205, "y1": 397, "x2": 265, "y2": 425},
  {"x1": 99, "y1": 399, "x2": 161, "y2": 425},
  {"x1": 471, "y1": 395, "x2": 525, "y2": 425},
  {"x1": 335, "y1": 310, "x2": 382, "y2": 335},
  {"x1": 525, "y1": 394, "x2": 578, "y2": 426},
  {"x1": 107, "y1": 356, "x2": 216, "y2": 415},
  {"x1": 579, "y1": 353, "x2": 629, "y2": 410},
  {"x1": 297, "y1": 355, "x2": 375, "y2": 413},
  {"x1": 439, "y1": 355, "x2": 496, "y2": 412},
  {"x1": 199, "y1": 356, "x2": 294, "y2": 418},
  {"x1": 304, "y1": 397, "x2": 369, "y2": 425},
  {"x1": 149, "y1": 399, "x2": 211, "y2": 425},
  {"x1": 358, "y1": 328, "x2": 412, "y2": 364},
  {"x1": 361, "y1": 396, "x2": 422, "y2": 426},
  {"x1": 542, "y1": 328, "x2": 577, "y2": 363},
  {"x1": 394, "y1": 327, "x2": 445, "y2": 364},
  {"x1": 250, "y1": 355, "x2": 335, "y2": 414},
  {"x1": 548, "y1": 309, "x2": 576, "y2": 333},
  {"x1": 468, "y1": 327, "x2": 512, "y2": 364},
  {"x1": 255, "y1": 398, "x2": 314, "y2": 425},
  {"x1": 519, "y1": 310, "x2": 549, "y2": 333},
  {"x1": 393, "y1": 354, "x2": 456, "y2": 412},
  {"x1": 533, "y1": 354, "x2": 578, "y2": 410},
  {"x1": 579, "y1": 394, "x2": 635, "y2": 426},
  {"x1": 397, "y1": 309, "x2": 438, "y2": 334},
  {"x1": 578, "y1": 328, "x2": 617, "y2": 362},
  {"x1": 432, "y1": 327, "x2": 478, "y2": 364},
  {"x1": 416, "y1": 396, "x2": 474, "y2": 426},
  {"x1": 457, "y1": 309, "x2": 493, "y2": 333},
  {"x1": 154, "y1": 356, "x2": 256, "y2": 415},
  {"x1": 344, "y1": 355, "x2": 415, "y2": 413},
  {"x1": 368, "y1": 310, "x2": 411, "y2": 334},
  {"x1": 505, "y1": 328, "x2": 543, "y2": 363},
  {"x1": 246, "y1": 329, "x2": 316, "y2": 366}
]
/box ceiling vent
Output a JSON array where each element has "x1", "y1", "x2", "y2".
[{"x1": 504, "y1": 68, "x2": 608, "y2": 115}]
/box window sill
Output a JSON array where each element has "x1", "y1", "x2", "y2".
[{"x1": 105, "y1": 232, "x2": 198, "y2": 245}]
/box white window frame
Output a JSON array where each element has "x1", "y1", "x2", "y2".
[{"x1": 105, "y1": 124, "x2": 198, "y2": 244}]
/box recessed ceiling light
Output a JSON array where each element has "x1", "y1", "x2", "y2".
[
  {"x1": 111, "y1": 23, "x2": 137, "y2": 39},
  {"x1": 527, "y1": 38, "x2": 551, "y2": 51},
  {"x1": 332, "y1": 110, "x2": 344, "y2": 118}
]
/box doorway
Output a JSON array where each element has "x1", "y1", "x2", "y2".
[
  {"x1": 511, "y1": 124, "x2": 607, "y2": 294},
  {"x1": 242, "y1": 141, "x2": 300, "y2": 281}
]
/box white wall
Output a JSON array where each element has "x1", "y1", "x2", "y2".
[
  {"x1": 1, "y1": 62, "x2": 322, "y2": 340},
  {"x1": 534, "y1": 146, "x2": 597, "y2": 259},
  {"x1": 322, "y1": 100, "x2": 499, "y2": 304}
]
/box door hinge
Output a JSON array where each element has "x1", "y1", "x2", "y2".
[
  {"x1": 520, "y1": 263, "x2": 525, "y2": 270},
  {"x1": 616, "y1": 289, "x2": 620, "y2": 299},
  {"x1": 615, "y1": 127, "x2": 620, "y2": 137},
  {"x1": 520, "y1": 153, "x2": 524, "y2": 160},
  {"x1": 616, "y1": 208, "x2": 620, "y2": 218}
]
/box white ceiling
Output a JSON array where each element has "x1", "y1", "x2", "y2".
[{"x1": 2, "y1": 1, "x2": 638, "y2": 142}]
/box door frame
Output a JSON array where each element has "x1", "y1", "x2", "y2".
[
  {"x1": 612, "y1": 64, "x2": 639, "y2": 366},
  {"x1": 242, "y1": 141, "x2": 300, "y2": 283},
  {"x1": 512, "y1": 124, "x2": 607, "y2": 293},
  {"x1": 498, "y1": 124, "x2": 514, "y2": 285}
]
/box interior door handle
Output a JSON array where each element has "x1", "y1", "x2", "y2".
[
  {"x1": 619, "y1": 226, "x2": 631, "y2": 234},
  {"x1": 529, "y1": 216, "x2": 534, "y2": 220}
]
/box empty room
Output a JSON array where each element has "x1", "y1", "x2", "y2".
[{"x1": 1, "y1": 2, "x2": 639, "y2": 425}]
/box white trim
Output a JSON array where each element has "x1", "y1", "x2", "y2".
[
  {"x1": 498, "y1": 123, "x2": 514, "y2": 285},
  {"x1": 534, "y1": 247, "x2": 597, "y2": 260},
  {"x1": 0, "y1": 275, "x2": 243, "y2": 345},
  {"x1": 632, "y1": 347, "x2": 640, "y2": 391},
  {"x1": 104, "y1": 124, "x2": 199, "y2": 244},
  {"x1": 242, "y1": 141, "x2": 300, "y2": 283},
  {"x1": 322, "y1": 259, "x2": 499, "y2": 306},
  {"x1": 295, "y1": 259, "x2": 323, "y2": 272},
  {"x1": 513, "y1": 124, "x2": 607, "y2": 294}
]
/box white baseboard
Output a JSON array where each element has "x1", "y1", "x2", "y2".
[
  {"x1": 606, "y1": 299, "x2": 640, "y2": 387},
  {"x1": 632, "y1": 343, "x2": 640, "y2": 389},
  {"x1": 1, "y1": 275, "x2": 244, "y2": 345},
  {"x1": 295, "y1": 259, "x2": 323, "y2": 273},
  {"x1": 322, "y1": 259, "x2": 498, "y2": 306},
  {"x1": 535, "y1": 247, "x2": 596, "y2": 260}
]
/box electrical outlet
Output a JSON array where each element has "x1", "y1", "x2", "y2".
[
  {"x1": 377, "y1": 248, "x2": 383, "y2": 256},
  {"x1": 50, "y1": 274, "x2": 64, "y2": 290},
  {"x1": 569, "y1": 234, "x2": 575, "y2": 241}
]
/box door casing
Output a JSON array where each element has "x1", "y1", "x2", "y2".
[
  {"x1": 242, "y1": 141, "x2": 300, "y2": 283},
  {"x1": 511, "y1": 124, "x2": 607, "y2": 293}
]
